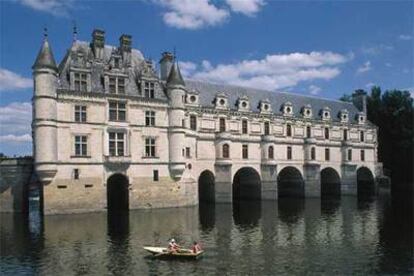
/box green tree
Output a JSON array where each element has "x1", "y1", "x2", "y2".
[{"x1": 343, "y1": 87, "x2": 413, "y2": 192}]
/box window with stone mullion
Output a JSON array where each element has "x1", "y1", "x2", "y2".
[
  {"x1": 145, "y1": 138, "x2": 156, "y2": 157},
  {"x1": 75, "y1": 135, "x2": 87, "y2": 156}
]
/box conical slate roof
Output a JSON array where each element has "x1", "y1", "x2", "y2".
[
  {"x1": 32, "y1": 39, "x2": 58, "y2": 71},
  {"x1": 167, "y1": 62, "x2": 185, "y2": 86}
]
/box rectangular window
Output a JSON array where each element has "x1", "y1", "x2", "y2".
[
  {"x1": 73, "y1": 169, "x2": 79, "y2": 180},
  {"x1": 348, "y1": 149, "x2": 352, "y2": 161},
  {"x1": 242, "y1": 120, "x2": 248, "y2": 134},
  {"x1": 144, "y1": 81, "x2": 155, "y2": 98},
  {"x1": 109, "y1": 102, "x2": 126, "y2": 121},
  {"x1": 219, "y1": 118, "x2": 226, "y2": 132},
  {"x1": 74, "y1": 105, "x2": 87, "y2": 122},
  {"x1": 306, "y1": 126, "x2": 311, "y2": 138},
  {"x1": 109, "y1": 77, "x2": 116, "y2": 94},
  {"x1": 264, "y1": 122, "x2": 270, "y2": 135},
  {"x1": 190, "y1": 115, "x2": 197, "y2": 130},
  {"x1": 286, "y1": 124, "x2": 292, "y2": 137},
  {"x1": 185, "y1": 147, "x2": 191, "y2": 158},
  {"x1": 108, "y1": 77, "x2": 125, "y2": 94},
  {"x1": 109, "y1": 132, "x2": 125, "y2": 156},
  {"x1": 242, "y1": 144, "x2": 248, "y2": 159},
  {"x1": 153, "y1": 170, "x2": 159, "y2": 182},
  {"x1": 74, "y1": 135, "x2": 87, "y2": 156},
  {"x1": 324, "y1": 127, "x2": 330, "y2": 140},
  {"x1": 145, "y1": 137, "x2": 156, "y2": 157},
  {"x1": 74, "y1": 72, "x2": 88, "y2": 92},
  {"x1": 360, "y1": 131, "x2": 364, "y2": 142},
  {"x1": 361, "y1": 150, "x2": 365, "y2": 161},
  {"x1": 343, "y1": 129, "x2": 348, "y2": 141},
  {"x1": 145, "y1": 111, "x2": 156, "y2": 126},
  {"x1": 325, "y1": 148, "x2": 330, "y2": 161},
  {"x1": 287, "y1": 146, "x2": 292, "y2": 160},
  {"x1": 118, "y1": 78, "x2": 125, "y2": 94}
]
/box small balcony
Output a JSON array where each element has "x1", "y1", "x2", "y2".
[
  {"x1": 104, "y1": 155, "x2": 132, "y2": 163},
  {"x1": 261, "y1": 134, "x2": 276, "y2": 143},
  {"x1": 304, "y1": 137, "x2": 317, "y2": 144},
  {"x1": 215, "y1": 158, "x2": 233, "y2": 166},
  {"x1": 215, "y1": 131, "x2": 232, "y2": 140}
]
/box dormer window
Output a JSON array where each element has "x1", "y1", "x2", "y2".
[
  {"x1": 144, "y1": 81, "x2": 155, "y2": 98},
  {"x1": 237, "y1": 96, "x2": 250, "y2": 111},
  {"x1": 259, "y1": 99, "x2": 272, "y2": 113},
  {"x1": 302, "y1": 104, "x2": 312, "y2": 118},
  {"x1": 282, "y1": 102, "x2": 293, "y2": 116},
  {"x1": 357, "y1": 112, "x2": 365, "y2": 124},
  {"x1": 321, "y1": 107, "x2": 331, "y2": 120},
  {"x1": 340, "y1": 109, "x2": 349, "y2": 123},
  {"x1": 74, "y1": 72, "x2": 88, "y2": 92},
  {"x1": 215, "y1": 93, "x2": 228, "y2": 109},
  {"x1": 108, "y1": 76, "x2": 126, "y2": 94},
  {"x1": 114, "y1": 57, "x2": 120, "y2": 68}
]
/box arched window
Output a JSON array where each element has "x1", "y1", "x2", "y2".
[
  {"x1": 311, "y1": 147, "x2": 316, "y2": 160},
  {"x1": 268, "y1": 146, "x2": 274, "y2": 159},
  {"x1": 222, "y1": 144, "x2": 230, "y2": 158},
  {"x1": 286, "y1": 124, "x2": 292, "y2": 137}
]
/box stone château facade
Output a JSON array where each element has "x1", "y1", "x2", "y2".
[{"x1": 32, "y1": 29, "x2": 381, "y2": 214}]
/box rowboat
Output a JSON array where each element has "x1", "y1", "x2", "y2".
[{"x1": 143, "y1": 246, "x2": 204, "y2": 259}]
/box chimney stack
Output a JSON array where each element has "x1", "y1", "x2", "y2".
[
  {"x1": 159, "y1": 52, "x2": 174, "y2": 81},
  {"x1": 119, "y1": 34, "x2": 132, "y2": 64},
  {"x1": 352, "y1": 89, "x2": 367, "y2": 114},
  {"x1": 91, "y1": 29, "x2": 105, "y2": 60}
]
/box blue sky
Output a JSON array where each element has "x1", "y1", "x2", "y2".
[{"x1": 0, "y1": 0, "x2": 413, "y2": 156}]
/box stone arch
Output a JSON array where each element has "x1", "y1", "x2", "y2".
[
  {"x1": 277, "y1": 166, "x2": 304, "y2": 198},
  {"x1": 357, "y1": 166, "x2": 376, "y2": 197},
  {"x1": 198, "y1": 170, "x2": 215, "y2": 203},
  {"x1": 232, "y1": 167, "x2": 261, "y2": 201},
  {"x1": 320, "y1": 167, "x2": 341, "y2": 198},
  {"x1": 107, "y1": 173, "x2": 129, "y2": 211}
]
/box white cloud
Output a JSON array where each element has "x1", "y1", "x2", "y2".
[
  {"x1": 398, "y1": 34, "x2": 412, "y2": 41},
  {"x1": 0, "y1": 68, "x2": 32, "y2": 91},
  {"x1": 0, "y1": 102, "x2": 32, "y2": 136},
  {"x1": 178, "y1": 61, "x2": 198, "y2": 77},
  {"x1": 225, "y1": 0, "x2": 265, "y2": 16},
  {"x1": 18, "y1": 0, "x2": 74, "y2": 17},
  {"x1": 365, "y1": 82, "x2": 375, "y2": 88},
  {"x1": 0, "y1": 134, "x2": 32, "y2": 143},
  {"x1": 361, "y1": 44, "x2": 393, "y2": 55},
  {"x1": 155, "y1": 0, "x2": 229, "y2": 30},
  {"x1": 183, "y1": 51, "x2": 348, "y2": 91},
  {"x1": 357, "y1": 61, "x2": 372, "y2": 74},
  {"x1": 308, "y1": 85, "x2": 321, "y2": 95}
]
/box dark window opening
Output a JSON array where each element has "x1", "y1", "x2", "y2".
[{"x1": 153, "y1": 170, "x2": 159, "y2": 181}]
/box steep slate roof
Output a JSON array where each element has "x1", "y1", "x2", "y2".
[
  {"x1": 186, "y1": 80, "x2": 360, "y2": 122},
  {"x1": 33, "y1": 39, "x2": 58, "y2": 71},
  {"x1": 167, "y1": 63, "x2": 185, "y2": 86}
]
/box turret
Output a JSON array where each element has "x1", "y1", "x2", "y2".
[
  {"x1": 159, "y1": 52, "x2": 174, "y2": 81},
  {"x1": 166, "y1": 62, "x2": 186, "y2": 179},
  {"x1": 32, "y1": 32, "x2": 58, "y2": 184}
]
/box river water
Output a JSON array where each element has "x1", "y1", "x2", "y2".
[{"x1": 1, "y1": 195, "x2": 413, "y2": 275}]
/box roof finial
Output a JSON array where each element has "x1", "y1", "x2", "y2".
[
  {"x1": 43, "y1": 26, "x2": 48, "y2": 39},
  {"x1": 173, "y1": 46, "x2": 177, "y2": 61},
  {"x1": 72, "y1": 21, "x2": 78, "y2": 42}
]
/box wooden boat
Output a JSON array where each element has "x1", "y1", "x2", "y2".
[{"x1": 143, "y1": 246, "x2": 204, "y2": 259}]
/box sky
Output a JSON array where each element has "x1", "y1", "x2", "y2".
[{"x1": 0, "y1": 0, "x2": 413, "y2": 156}]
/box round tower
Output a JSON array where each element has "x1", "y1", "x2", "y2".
[
  {"x1": 32, "y1": 33, "x2": 58, "y2": 184},
  {"x1": 166, "y1": 62, "x2": 186, "y2": 180}
]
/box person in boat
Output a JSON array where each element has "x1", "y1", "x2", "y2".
[
  {"x1": 191, "y1": 241, "x2": 202, "y2": 254},
  {"x1": 168, "y1": 238, "x2": 180, "y2": 253}
]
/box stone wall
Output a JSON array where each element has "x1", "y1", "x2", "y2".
[{"x1": 0, "y1": 158, "x2": 33, "y2": 213}]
